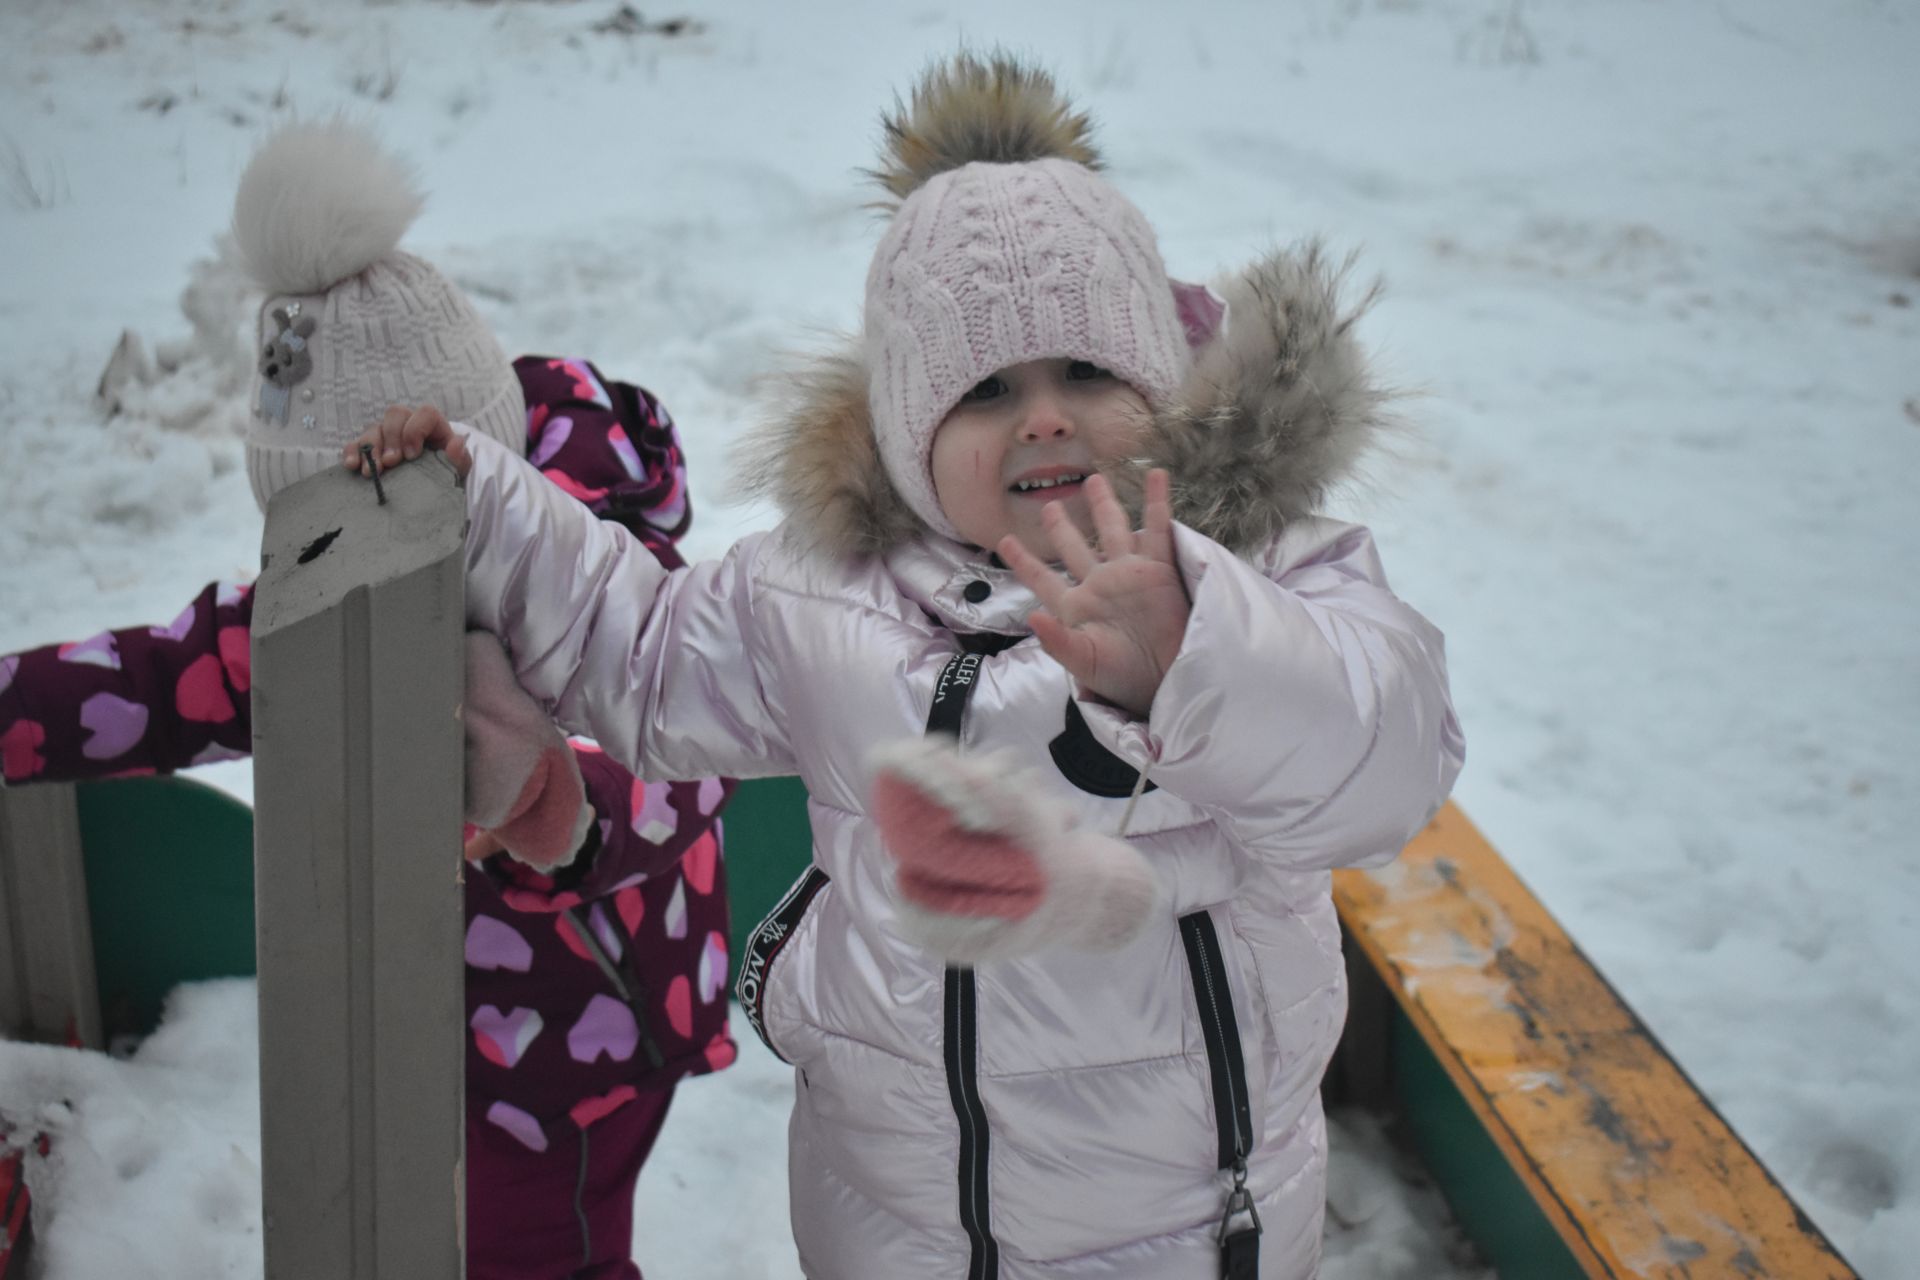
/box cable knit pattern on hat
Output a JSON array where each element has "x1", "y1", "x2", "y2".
[{"x1": 864, "y1": 156, "x2": 1187, "y2": 541}]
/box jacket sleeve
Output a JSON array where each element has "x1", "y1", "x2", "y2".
[
  {"x1": 461, "y1": 430, "x2": 796, "y2": 783},
  {"x1": 0, "y1": 582, "x2": 254, "y2": 786},
  {"x1": 475, "y1": 740, "x2": 734, "y2": 913},
  {"x1": 1076, "y1": 518, "x2": 1464, "y2": 872}
]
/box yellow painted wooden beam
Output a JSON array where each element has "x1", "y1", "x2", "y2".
[{"x1": 1332, "y1": 802, "x2": 1857, "y2": 1279}]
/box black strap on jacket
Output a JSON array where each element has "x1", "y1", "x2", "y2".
[
  {"x1": 926, "y1": 650, "x2": 1001, "y2": 1278},
  {"x1": 932, "y1": 645, "x2": 1259, "y2": 1276}
]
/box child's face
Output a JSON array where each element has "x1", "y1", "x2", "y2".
[{"x1": 929, "y1": 358, "x2": 1150, "y2": 559}]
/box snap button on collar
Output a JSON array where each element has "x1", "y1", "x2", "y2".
[{"x1": 962, "y1": 580, "x2": 992, "y2": 604}]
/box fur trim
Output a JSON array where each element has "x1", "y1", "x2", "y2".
[
  {"x1": 1133, "y1": 243, "x2": 1391, "y2": 553},
  {"x1": 746, "y1": 242, "x2": 1392, "y2": 559},
  {"x1": 733, "y1": 345, "x2": 921, "y2": 558},
  {"x1": 232, "y1": 118, "x2": 423, "y2": 296},
  {"x1": 868, "y1": 50, "x2": 1102, "y2": 205}
]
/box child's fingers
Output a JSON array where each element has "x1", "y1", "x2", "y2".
[
  {"x1": 398, "y1": 406, "x2": 474, "y2": 476},
  {"x1": 338, "y1": 405, "x2": 472, "y2": 479},
  {"x1": 997, "y1": 535, "x2": 1072, "y2": 617},
  {"x1": 401, "y1": 406, "x2": 447, "y2": 459},
  {"x1": 342, "y1": 431, "x2": 371, "y2": 472},
  {"x1": 463, "y1": 830, "x2": 505, "y2": 863},
  {"x1": 341, "y1": 407, "x2": 408, "y2": 473},
  {"x1": 440, "y1": 429, "x2": 474, "y2": 478},
  {"x1": 1140, "y1": 469, "x2": 1176, "y2": 566},
  {"x1": 372, "y1": 406, "x2": 414, "y2": 469},
  {"x1": 1087, "y1": 472, "x2": 1133, "y2": 559},
  {"x1": 1043, "y1": 501, "x2": 1099, "y2": 581}
]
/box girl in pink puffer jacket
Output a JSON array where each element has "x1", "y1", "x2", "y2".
[{"x1": 350, "y1": 52, "x2": 1463, "y2": 1280}]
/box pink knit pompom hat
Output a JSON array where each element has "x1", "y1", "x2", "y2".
[
  {"x1": 863, "y1": 53, "x2": 1190, "y2": 542},
  {"x1": 231, "y1": 119, "x2": 524, "y2": 511}
]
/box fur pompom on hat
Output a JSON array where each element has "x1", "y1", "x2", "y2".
[
  {"x1": 866, "y1": 52, "x2": 1104, "y2": 204},
  {"x1": 862, "y1": 52, "x2": 1188, "y2": 542},
  {"x1": 233, "y1": 118, "x2": 524, "y2": 510}
]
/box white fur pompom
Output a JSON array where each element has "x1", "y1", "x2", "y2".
[{"x1": 231, "y1": 118, "x2": 424, "y2": 296}]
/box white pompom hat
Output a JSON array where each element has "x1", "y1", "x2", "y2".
[{"x1": 231, "y1": 118, "x2": 524, "y2": 510}]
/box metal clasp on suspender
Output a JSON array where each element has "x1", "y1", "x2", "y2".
[{"x1": 1218, "y1": 1153, "x2": 1262, "y2": 1278}]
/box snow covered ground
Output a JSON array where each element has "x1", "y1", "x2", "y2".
[
  {"x1": 2, "y1": 0, "x2": 1915, "y2": 1275},
  {"x1": 0, "y1": 984, "x2": 1484, "y2": 1278}
]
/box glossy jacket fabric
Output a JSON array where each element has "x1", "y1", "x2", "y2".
[{"x1": 458, "y1": 461, "x2": 1462, "y2": 1276}]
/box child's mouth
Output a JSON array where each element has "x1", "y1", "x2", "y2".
[{"x1": 1008, "y1": 471, "x2": 1088, "y2": 499}]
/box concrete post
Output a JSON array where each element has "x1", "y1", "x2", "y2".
[
  {"x1": 253, "y1": 453, "x2": 468, "y2": 1279},
  {"x1": 0, "y1": 781, "x2": 104, "y2": 1049}
]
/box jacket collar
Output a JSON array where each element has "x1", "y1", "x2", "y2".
[{"x1": 885, "y1": 535, "x2": 1037, "y2": 636}]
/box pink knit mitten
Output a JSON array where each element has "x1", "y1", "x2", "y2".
[
  {"x1": 463, "y1": 631, "x2": 592, "y2": 871},
  {"x1": 869, "y1": 737, "x2": 1160, "y2": 964}
]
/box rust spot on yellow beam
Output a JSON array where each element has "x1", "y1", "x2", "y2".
[{"x1": 1333, "y1": 802, "x2": 1857, "y2": 1279}]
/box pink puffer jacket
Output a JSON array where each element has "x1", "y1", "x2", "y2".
[{"x1": 462, "y1": 247, "x2": 1464, "y2": 1278}]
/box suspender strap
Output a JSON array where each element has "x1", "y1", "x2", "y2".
[
  {"x1": 927, "y1": 649, "x2": 998, "y2": 1277},
  {"x1": 926, "y1": 651, "x2": 983, "y2": 738}
]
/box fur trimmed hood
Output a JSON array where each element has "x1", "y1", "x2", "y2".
[
  {"x1": 737, "y1": 51, "x2": 1392, "y2": 560},
  {"x1": 736, "y1": 240, "x2": 1392, "y2": 559}
]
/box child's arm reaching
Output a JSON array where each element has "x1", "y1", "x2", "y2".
[
  {"x1": 1007, "y1": 469, "x2": 1463, "y2": 874},
  {"x1": 1, "y1": 582, "x2": 254, "y2": 786},
  {"x1": 344, "y1": 407, "x2": 797, "y2": 783}
]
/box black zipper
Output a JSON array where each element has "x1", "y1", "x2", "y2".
[
  {"x1": 1180, "y1": 911, "x2": 1253, "y2": 1169},
  {"x1": 1182, "y1": 910, "x2": 1264, "y2": 1274},
  {"x1": 945, "y1": 965, "x2": 998, "y2": 1280},
  {"x1": 927, "y1": 650, "x2": 1002, "y2": 1278},
  {"x1": 564, "y1": 906, "x2": 665, "y2": 1070}
]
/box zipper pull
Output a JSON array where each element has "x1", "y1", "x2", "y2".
[{"x1": 1218, "y1": 1156, "x2": 1262, "y2": 1279}]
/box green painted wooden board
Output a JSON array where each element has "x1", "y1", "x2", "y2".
[
  {"x1": 75, "y1": 776, "x2": 256, "y2": 1040},
  {"x1": 721, "y1": 777, "x2": 815, "y2": 986},
  {"x1": 69, "y1": 774, "x2": 819, "y2": 1032},
  {"x1": 1391, "y1": 1005, "x2": 1587, "y2": 1278}
]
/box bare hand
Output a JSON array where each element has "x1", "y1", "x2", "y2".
[
  {"x1": 998, "y1": 469, "x2": 1189, "y2": 719},
  {"x1": 340, "y1": 405, "x2": 472, "y2": 479}
]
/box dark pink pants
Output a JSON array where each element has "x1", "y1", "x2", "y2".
[{"x1": 467, "y1": 1090, "x2": 674, "y2": 1280}]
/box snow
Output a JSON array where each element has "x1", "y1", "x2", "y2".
[{"x1": 2, "y1": 0, "x2": 1915, "y2": 1275}]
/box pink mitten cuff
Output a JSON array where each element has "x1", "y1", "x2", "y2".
[
  {"x1": 869, "y1": 737, "x2": 1160, "y2": 964},
  {"x1": 463, "y1": 631, "x2": 591, "y2": 871}
]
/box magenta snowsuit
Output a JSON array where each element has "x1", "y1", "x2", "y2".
[{"x1": 0, "y1": 357, "x2": 733, "y2": 1279}]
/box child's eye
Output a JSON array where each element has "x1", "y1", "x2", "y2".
[
  {"x1": 961, "y1": 375, "x2": 1008, "y2": 403},
  {"x1": 1065, "y1": 361, "x2": 1112, "y2": 382}
]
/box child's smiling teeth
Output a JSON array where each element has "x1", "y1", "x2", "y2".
[{"x1": 1011, "y1": 472, "x2": 1088, "y2": 494}]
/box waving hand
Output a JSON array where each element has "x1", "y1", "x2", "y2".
[{"x1": 997, "y1": 469, "x2": 1189, "y2": 719}]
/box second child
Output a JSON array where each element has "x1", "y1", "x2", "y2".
[{"x1": 1, "y1": 121, "x2": 734, "y2": 1280}]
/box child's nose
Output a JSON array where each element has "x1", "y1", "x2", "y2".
[{"x1": 1018, "y1": 390, "x2": 1076, "y2": 443}]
